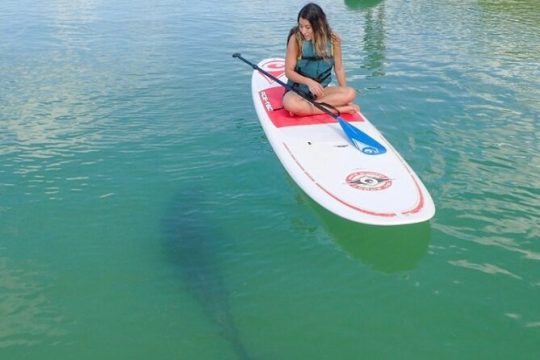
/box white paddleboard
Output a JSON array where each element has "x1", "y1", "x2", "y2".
[{"x1": 251, "y1": 58, "x2": 435, "y2": 225}]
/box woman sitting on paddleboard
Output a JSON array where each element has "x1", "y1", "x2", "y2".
[{"x1": 283, "y1": 3, "x2": 360, "y2": 116}]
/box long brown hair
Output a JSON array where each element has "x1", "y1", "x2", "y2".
[{"x1": 294, "y1": 3, "x2": 332, "y2": 58}]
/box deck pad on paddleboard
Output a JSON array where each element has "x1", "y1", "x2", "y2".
[
  {"x1": 259, "y1": 86, "x2": 362, "y2": 127},
  {"x1": 251, "y1": 58, "x2": 435, "y2": 225}
]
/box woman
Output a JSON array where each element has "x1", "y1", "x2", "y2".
[{"x1": 283, "y1": 3, "x2": 359, "y2": 116}]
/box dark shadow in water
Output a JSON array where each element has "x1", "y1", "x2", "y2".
[
  {"x1": 161, "y1": 189, "x2": 255, "y2": 360},
  {"x1": 346, "y1": 0, "x2": 387, "y2": 78},
  {"x1": 304, "y1": 193, "x2": 431, "y2": 273}
]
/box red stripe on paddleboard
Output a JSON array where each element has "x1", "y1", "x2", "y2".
[
  {"x1": 282, "y1": 142, "x2": 428, "y2": 218},
  {"x1": 394, "y1": 153, "x2": 426, "y2": 215},
  {"x1": 283, "y1": 143, "x2": 397, "y2": 218},
  {"x1": 259, "y1": 87, "x2": 363, "y2": 128}
]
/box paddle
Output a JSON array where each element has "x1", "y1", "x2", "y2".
[{"x1": 232, "y1": 53, "x2": 386, "y2": 155}]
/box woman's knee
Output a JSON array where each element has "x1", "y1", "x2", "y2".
[
  {"x1": 283, "y1": 94, "x2": 314, "y2": 115},
  {"x1": 345, "y1": 87, "x2": 356, "y2": 102},
  {"x1": 283, "y1": 97, "x2": 306, "y2": 115},
  {"x1": 283, "y1": 96, "x2": 297, "y2": 112},
  {"x1": 334, "y1": 86, "x2": 356, "y2": 103}
]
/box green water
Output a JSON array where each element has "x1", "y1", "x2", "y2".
[{"x1": 1, "y1": 0, "x2": 539, "y2": 359}]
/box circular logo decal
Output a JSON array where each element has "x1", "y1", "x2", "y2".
[
  {"x1": 346, "y1": 171, "x2": 392, "y2": 191},
  {"x1": 260, "y1": 60, "x2": 285, "y2": 83},
  {"x1": 261, "y1": 59, "x2": 285, "y2": 72}
]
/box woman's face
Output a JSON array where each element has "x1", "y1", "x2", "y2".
[{"x1": 298, "y1": 17, "x2": 313, "y2": 40}]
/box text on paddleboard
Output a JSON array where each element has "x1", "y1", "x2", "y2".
[{"x1": 260, "y1": 91, "x2": 273, "y2": 112}]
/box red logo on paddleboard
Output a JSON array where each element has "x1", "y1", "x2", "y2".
[
  {"x1": 260, "y1": 59, "x2": 285, "y2": 84},
  {"x1": 346, "y1": 171, "x2": 392, "y2": 191}
]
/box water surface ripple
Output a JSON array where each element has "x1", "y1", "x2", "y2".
[{"x1": 1, "y1": 0, "x2": 539, "y2": 359}]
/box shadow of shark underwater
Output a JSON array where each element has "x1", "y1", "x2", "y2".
[{"x1": 161, "y1": 190, "x2": 256, "y2": 360}]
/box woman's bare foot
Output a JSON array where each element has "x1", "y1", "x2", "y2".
[
  {"x1": 349, "y1": 103, "x2": 361, "y2": 112},
  {"x1": 336, "y1": 104, "x2": 360, "y2": 114}
]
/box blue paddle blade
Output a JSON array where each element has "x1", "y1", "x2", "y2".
[{"x1": 337, "y1": 117, "x2": 386, "y2": 155}]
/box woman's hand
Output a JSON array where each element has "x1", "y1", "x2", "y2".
[{"x1": 307, "y1": 79, "x2": 324, "y2": 98}]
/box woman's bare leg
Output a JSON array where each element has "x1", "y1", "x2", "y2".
[
  {"x1": 317, "y1": 86, "x2": 356, "y2": 107},
  {"x1": 283, "y1": 86, "x2": 359, "y2": 116}
]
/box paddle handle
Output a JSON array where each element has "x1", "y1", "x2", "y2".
[
  {"x1": 233, "y1": 53, "x2": 386, "y2": 155},
  {"x1": 232, "y1": 53, "x2": 338, "y2": 120}
]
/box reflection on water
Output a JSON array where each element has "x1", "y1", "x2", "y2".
[
  {"x1": 448, "y1": 259, "x2": 521, "y2": 280},
  {"x1": 343, "y1": 0, "x2": 386, "y2": 81},
  {"x1": 306, "y1": 195, "x2": 430, "y2": 273},
  {"x1": 362, "y1": 2, "x2": 386, "y2": 77},
  {"x1": 425, "y1": 0, "x2": 540, "y2": 271},
  {"x1": 345, "y1": 0, "x2": 384, "y2": 10}
]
